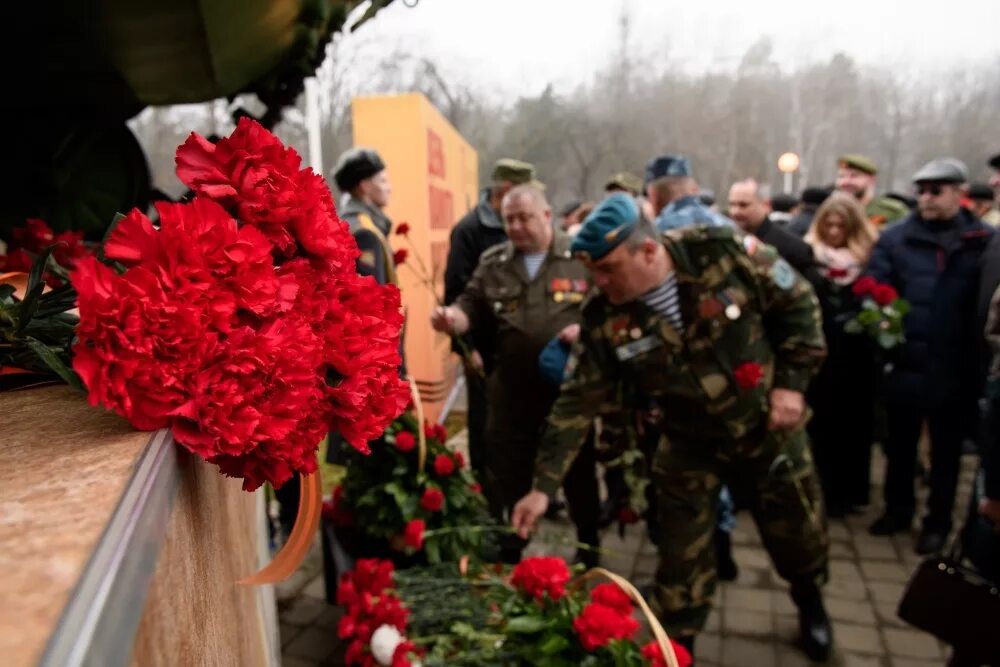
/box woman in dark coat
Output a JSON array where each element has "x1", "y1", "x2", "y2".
[{"x1": 804, "y1": 193, "x2": 880, "y2": 516}]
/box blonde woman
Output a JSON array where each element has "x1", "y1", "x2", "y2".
[{"x1": 804, "y1": 193, "x2": 880, "y2": 517}]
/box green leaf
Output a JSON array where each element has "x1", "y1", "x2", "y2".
[
  {"x1": 539, "y1": 633, "x2": 570, "y2": 655},
  {"x1": 25, "y1": 337, "x2": 84, "y2": 391},
  {"x1": 505, "y1": 615, "x2": 550, "y2": 634},
  {"x1": 843, "y1": 319, "x2": 863, "y2": 334},
  {"x1": 877, "y1": 332, "x2": 897, "y2": 349},
  {"x1": 16, "y1": 247, "x2": 56, "y2": 333}
]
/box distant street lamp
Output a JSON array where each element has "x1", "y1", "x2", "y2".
[{"x1": 777, "y1": 152, "x2": 800, "y2": 194}]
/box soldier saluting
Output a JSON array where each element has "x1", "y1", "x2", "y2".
[{"x1": 512, "y1": 194, "x2": 833, "y2": 662}]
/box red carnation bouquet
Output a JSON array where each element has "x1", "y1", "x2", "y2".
[
  {"x1": 844, "y1": 275, "x2": 909, "y2": 349},
  {"x1": 62, "y1": 118, "x2": 410, "y2": 490},
  {"x1": 330, "y1": 412, "x2": 493, "y2": 563},
  {"x1": 336, "y1": 556, "x2": 692, "y2": 667}
]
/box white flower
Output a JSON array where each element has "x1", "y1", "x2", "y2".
[{"x1": 370, "y1": 624, "x2": 404, "y2": 666}]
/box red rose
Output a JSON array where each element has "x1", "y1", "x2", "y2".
[
  {"x1": 871, "y1": 283, "x2": 898, "y2": 306},
  {"x1": 454, "y1": 450, "x2": 466, "y2": 469},
  {"x1": 470, "y1": 482, "x2": 483, "y2": 494},
  {"x1": 393, "y1": 248, "x2": 408, "y2": 265},
  {"x1": 617, "y1": 507, "x2": 640, "y2": 524},
  {"x1": 511, "y1": 556, "x2": 571, "y2": 602},
  {"x1": 572, "y1": 602, "x2": 640, "y2": 651},
  {"x1": 590, "y1": 583, "x2": 634, "y2": 615},
  {"x1": 395, "y1": 222, "x2": 411, "y2": 237},
  {"x1": 852, "y1": 275, "x2": 877, "y2": 296},
  {"x1": 433, "y1": 454, "x2": 455, "y2": 476},
  {"x1": 420, "y1": 487, "x2": 445, "y2": 512},
  {"x1": 394, "y1": 431, "x2": 417, "y2": 452},
  {"x1": 642, "y1": 639, "x2": 693, "y2": 667},
  {"x1": 403, "y1": 519, "x2": 425, "y2": 549},
  {"x1": 733, "y1": 361, "x2": 764, "y2": 390}
]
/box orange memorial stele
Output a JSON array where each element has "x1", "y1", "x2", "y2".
[{"x1": 350, "y1": 93, "x2": 479, "y2": 423}]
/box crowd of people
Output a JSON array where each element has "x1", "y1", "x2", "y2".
[{"x1": 328, "y1": 145, "x2": 1000, "y2": 665}]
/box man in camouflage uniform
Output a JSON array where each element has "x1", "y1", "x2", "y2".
[
  {"x1": 432, "y1": 184, "x2": 600, "y2": 564},
  {"x1": 836, "y1": 154, "x2": 909, "y2": 228},
  {"x1": 512, "y1": 194, "x2": 833, "y2": 661}
]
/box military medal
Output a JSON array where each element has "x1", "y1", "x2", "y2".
[
  {"x1": 698, "y1": 297, "x2": 723, "y2": 319},
  {"x1": 630, "y1": 327, "x2": 642, "y2": 340},
  {"x1": 553, "y1": 291, "x2": 565, "y2": 302},
  {"x1": 725, "y1": 304, "x2": 741, "y2": 320}
]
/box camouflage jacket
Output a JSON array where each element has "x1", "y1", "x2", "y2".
[{"x1": 533, "y1": 225, "x2": 827, "y2": 496}]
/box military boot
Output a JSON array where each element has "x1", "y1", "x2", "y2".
[{"x1": 790, "y1": 579, "x2": 832, "y2": 662}]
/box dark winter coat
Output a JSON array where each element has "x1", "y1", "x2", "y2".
[{"x1": 867, "y1": 208, "x2": 995, "y2": 406}]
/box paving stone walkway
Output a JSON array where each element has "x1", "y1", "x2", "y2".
[{"x1": 277, "y1": 431, "x2": 978, "y2": 667}]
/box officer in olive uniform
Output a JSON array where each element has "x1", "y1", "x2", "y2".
[
  {"x1": 432, "y1": 184, "x2": 599, "y2": 563},
  {"x1": 512, "y1": 194, "x2": 833, "y2": 662},
  {"x1": 333, "y1": 147, "x2": 399, "y2": 285},
  {"x1": 836, "y1": 154, "x2": 909, "y2": 227}
]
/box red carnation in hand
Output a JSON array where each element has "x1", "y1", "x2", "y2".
[
  {"x1": 433, "y1": 454, "x2": 455, "y2": 476},
  {"x1": 403, "y1": 519, "x2": 425, "y2": 549},
  {"x1": 590, "y1": 583, "x2": 634, "y2": 615},
  {"x1": 394, "y1": 431, "x2": 417, "y2": 452},
  {"x1": 733, "y1": 361, "x2": 764, "y2": 390},
  {"x1": 511, "y1": 556, "x2": 571, "y2": 602},
  {"x1": 852, "y1": 275, "x2": 877, "y2": 297},
  {"x1": 642, "y1": 639, "x2": 693, "y2": 667},
  {"x1": 420, "y1": 487, "x2": 445, "y2": 512},
  {"x1": 393, "y1": 248, "x2": 408, "y2": 265},
  {"x1": 572, "y1": 602, "x2": 640, "y2": 651},
  {"x1": 395, "y1": 222, "x2": 411, "y2": 237},
  {"x1": 871, "y1": 283, "x2": 898, "y2": 306}
]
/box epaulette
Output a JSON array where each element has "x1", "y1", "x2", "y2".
[{"x1": 479, "y1": 241, "x2": 515, "y2": 265}]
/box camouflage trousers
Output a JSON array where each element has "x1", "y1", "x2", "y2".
[{"x1": 648, "y1": 425, "x2": 829, "y2": 636}]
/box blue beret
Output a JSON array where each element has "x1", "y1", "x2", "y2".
[
  {"x1": 644, "y1": 154, "x2": 692, "y2": 185},
  {"x1": 570, "y1": 193, "x2": 640, "y2": 261},
  {"x1": 538, "y1": 337, "x2": 571, "y2": 386}
]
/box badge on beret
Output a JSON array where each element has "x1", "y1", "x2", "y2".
[{"x1": 770, "y1": 259, "x2": 795, "y2": 290}]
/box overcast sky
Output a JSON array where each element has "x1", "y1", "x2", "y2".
[{"x1": 344, "y1": 0, "x2": 999, "y2": 98}]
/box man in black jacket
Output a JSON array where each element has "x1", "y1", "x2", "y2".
[
  {"x1": 867, "y1": 158, "x2": 995, "y2": 554},
  {"x1": 444, "y1": 159, "x2": 536, "y2": 474},
  {"x1": 727, "y1": 179, "x2": 823, "y2": 288}
]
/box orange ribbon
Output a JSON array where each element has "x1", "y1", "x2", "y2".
[{"x1": 238, "y1": 470, "x2": 322, "y2": 585}]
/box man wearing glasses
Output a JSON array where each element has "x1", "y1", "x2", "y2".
[{"x1": 867, "y1": 158, "x2": 996, "y2": 555}]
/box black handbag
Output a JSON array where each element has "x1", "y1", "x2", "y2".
[{"x1": 898, "y1": 490, "x2": 1000, "y2": 665}]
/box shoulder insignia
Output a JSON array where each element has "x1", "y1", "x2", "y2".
[
  {"x1": 479, "y1": 243, "x2": 512, "y2": 265},
  {"x1": 770, "y1": 258, "x2": 795, "y2": 290}
]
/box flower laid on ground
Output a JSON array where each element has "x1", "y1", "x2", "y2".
[
  {"x1": 331, "y1": 412, "x2": 492, "y2": 563},
  {"x1": 338, "y1": 558, "x2": 689, "y2": 667},
  {"x1": 846, "y1": 276, "x2": 909, "y2": 349},
  {"x1": 66, "y1": 118, "x2": 410, "y2": 490},
  {"x1": 510, "y1": 556, "x2": 571, "y2": 602},
  {"x1": 337, "y1": 559, "x2": 411, "y2": 667},
  {"x1": 733, "y1": 361, "x2": 764, "y2": 389},
  {"x1": 0, "y1": 218, "x2": 91, "y2": 285}
]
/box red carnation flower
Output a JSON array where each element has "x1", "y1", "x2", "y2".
[
  {"x1": 420, "y1": 487, "x2": 445, "y2": 512},
  {"x1": 617, "y1": 507, "x2": 640, "y2": 524},
  {"x1": 433, "y1": 454, "x2": 455, "y2": 477},
  {"x1": 733, "y1": 361, "x2": 764, "y2": 390},
  {"x1": 392, "y1": 639, "x2": 421, "y2": 667},
  {"x1": 642, "y1": 639, "x2": 693, "y2": 667},
  {"x1": 424, "y1": 422, "x2": 448, "y2": 442},
  {"x1": 403, "y1": 519, "x2": 425, "y2": 549},
  {"x1": 394, "y1": 431, "x2": 417, "y2": 452},
  {"x1": 852, "y1": 275, "x2": 877, "y2": 297},
  {"x1": 572, "y1": 602, "x2": 640, "y2": 651},
  {"x1": 871, "y1": 283, "x2": 898, "y2": 306},
  {"x1": 10, "y1": 218, "x2": 55, "y2": 253},
  {"x1": 470, "y1": 482, "x2": 482, "y2": 494},
  {"x1": 454, "y1": 450, "x2": 465, "y2": 469},
  {"x1": 590, "y1": 583, "x2": 634, "y2": 615},
  {"x1": 395, "y1": 222, "x2": 411, "y2": 237},
  {"x1": 323, "y1": 486, "x2": 354, "y2": 527},
  {"x1": 0, "y1": 247, "x2": 33, "y2": 273},
  {"x1": 511, "y1": 556, "x2": 571, "y2": 602},
  {"x1": 393, "y1": 248, "x2": 408, "y2": 265}
]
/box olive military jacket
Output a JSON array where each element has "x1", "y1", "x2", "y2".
[
  {"x1": 533, "y1": 226, "x2": 827, "y2": 496},
  {"x1": 454, "y1": 232, "x2": 590, "y2": 417}
]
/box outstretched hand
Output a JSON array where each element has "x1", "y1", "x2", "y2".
[{"x1": 511, "y1": 490, "x2": 549, "y2": 540}]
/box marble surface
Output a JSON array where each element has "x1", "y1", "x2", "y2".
[{"x1": 0, "y1": 386, "x2": 149, "y2": 666}]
